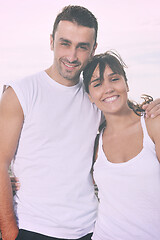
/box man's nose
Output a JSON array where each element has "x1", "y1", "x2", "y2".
[{"x1": 67, "y1": 48, "x2": 78, "y2": 62}]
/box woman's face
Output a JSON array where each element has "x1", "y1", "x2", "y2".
[{"x1": 88, "y1": 64, "x2": 129, "y2": 115}]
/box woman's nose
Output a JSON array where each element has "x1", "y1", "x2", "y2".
[{"x1": 103, "y1": 81, "x2": 114, "y2": 94}]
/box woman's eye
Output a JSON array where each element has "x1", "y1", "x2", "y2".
[
  {"x1": 94, "y1": 83, "x2": 101, "y2": 87},
  {"x1": 112, "y1": 78, "x2": 119, "y2": 82}
]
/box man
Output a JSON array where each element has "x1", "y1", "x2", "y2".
[{"x1": 0, "y1": 5, "x2": 159, "y2": 240}]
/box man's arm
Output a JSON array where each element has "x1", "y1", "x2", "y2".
[
  {"x1": 142, "y1": 98, "x2": 160, "y2": 118},
  {"x1": 0, "y1": 87, "x2": 24, "y2": 240},
  {"x1": 145, "y1": 115, "x2": 160, "y2": 163}
]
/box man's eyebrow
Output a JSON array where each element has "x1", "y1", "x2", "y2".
[
  {"x1": 59, "y1": 38, "x2": 72, "y2": 44},
  {"x1": 77, "y1": 42, "x2": 90, "y2": 47},
  {"x1": 59, "y1": 38, "x2": 91, "y2": 47}
]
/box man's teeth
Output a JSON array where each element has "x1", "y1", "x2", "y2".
[
  {"x1": 65, "y1": 63, "x2": 73, "y2": 68},
  {"x1": 103, "y1": 96, "x2": 118, "y2": 102},
  {"x1": 64, "y1": 63, "x2": 77, "y2": 68}
]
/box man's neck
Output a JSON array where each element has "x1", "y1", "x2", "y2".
[{"x1": 45, "y1": 65, "x2": 80, "y2": 87}]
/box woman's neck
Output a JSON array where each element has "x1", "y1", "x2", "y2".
[{"x1": 103, "y1": 108, "x2": 140, "y2": 134}]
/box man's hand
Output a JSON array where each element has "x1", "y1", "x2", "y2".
[
  {"x1": 142, "y1": 98, "x2": 160, "y2": 118},
  {"x1": 1, "y1": 223, "x2": 19, "y2": 240},
  {"x1": 10, "y1": 177, "x2": 20, "y2": 195}
]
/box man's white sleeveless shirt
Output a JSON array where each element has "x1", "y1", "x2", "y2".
[{"x1": 7, "y1": 71, "x2": 101, "y2": 238}]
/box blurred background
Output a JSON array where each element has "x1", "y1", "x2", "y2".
[{"x1": 0, "y1": 0, "x2": 160, "y2": 101}]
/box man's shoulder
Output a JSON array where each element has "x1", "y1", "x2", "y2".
[
  {"x1": 145, "y1": 115, "x2": 160, "y2": 143},
  {"x1": 145, "y1": 115, "x2": 160, "y2": 132},
  {"x1": 17, "y1": 71, "x2": 43, "y2": 82},
  {"x1": 5, "y1": 71, "x2": 44, "y2": 89},
  {"x1": 18, "y1": 71, "x2": 44, "y2": 83}
]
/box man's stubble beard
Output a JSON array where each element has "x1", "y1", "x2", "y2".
[{"x1": 58, "y1": 62, "x2": 83, "y2": 82}]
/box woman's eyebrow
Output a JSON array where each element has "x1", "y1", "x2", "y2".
[
  {"x1": 108, "y1": 72, "x2": 117, "y2": 77},
  {"x1": 90, "y1": 78, "x2": 101, "y2": 84}
]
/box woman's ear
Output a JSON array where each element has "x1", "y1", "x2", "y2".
[{"x1": 88, "y1": 94, "x2": 94, "y2": 103}]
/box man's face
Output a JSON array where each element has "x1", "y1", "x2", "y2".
[{"x1": 51, "y1": 20, "x2": 97, "y2": 85}]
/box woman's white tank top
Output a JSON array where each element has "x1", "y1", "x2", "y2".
[{"x1": 92, "y1": 116, "x2": 160, "y2": 240}]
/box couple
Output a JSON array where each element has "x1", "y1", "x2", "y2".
[{"x1": 0, "y1": 5, "x2": 160, "y2": 240}]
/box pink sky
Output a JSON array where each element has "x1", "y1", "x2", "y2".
[{"x1": 0, "y1": 0, "x2": 160, "y2": 100}]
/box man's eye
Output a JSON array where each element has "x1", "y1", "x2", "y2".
[
  {"x1": 61, "y1": 43, "x2": 69, "y2": 46},
  {"x1": 79, "y1": 46, "x2": 88, "y2": 50}
]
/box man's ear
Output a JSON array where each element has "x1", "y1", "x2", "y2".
[
  {"x1": 50, "y1": 34, "x2": 54, "y2": 51},
  {"x1": 91, "y1": 42, "x2": 97, "y2": 58}
]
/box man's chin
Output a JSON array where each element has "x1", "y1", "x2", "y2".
[{"x1": 61, "y1": 72, "x2": 80, "y2": 82}]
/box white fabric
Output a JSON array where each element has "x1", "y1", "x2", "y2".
[
  {"x1": 92, "y1": 116, "x2": 160, "y2": 240},
  {"x1": 7, "y1": 71, "x2": 101, "y2": 239}
]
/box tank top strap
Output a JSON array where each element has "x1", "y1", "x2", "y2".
[
  {"x1": 95, "y1": 128, "x2": 104, "y2": 161},
  {"x1": 140, "y1": 115, "x2": 148, "y2": 139},
  {"x1": 99, "y1": 130, "x2": 103, "y2": 146},
  {"x1": 140, "y1": 114, "x2": 154, "y2": 148}
]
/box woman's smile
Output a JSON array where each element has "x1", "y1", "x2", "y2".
[{"x1": 102, "y1": 95, "x2": 119, "y2": 103}]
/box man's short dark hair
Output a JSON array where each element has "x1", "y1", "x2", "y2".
[{"x1": 52, "y1": 5, "x2": 98, "y2": 45}]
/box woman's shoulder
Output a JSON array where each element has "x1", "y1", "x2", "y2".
[{"x1": 145, "y1": 115, "x2": 160, "y2": 142}]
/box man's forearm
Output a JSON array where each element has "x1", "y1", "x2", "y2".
[{"x1": 0, "y1": 167, "x2": 18, "y2": 240}]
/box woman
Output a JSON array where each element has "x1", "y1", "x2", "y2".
[{"x1": 83, "y1": 51, "x2": 160, "y2": 240}]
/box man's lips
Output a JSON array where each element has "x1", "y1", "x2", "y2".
[
  {"x1": 62, "y1": 61, "x2": 80, "y2": 70},
  {"x1": 102, "y1": 95, "x2": 119, "y2": 103}
]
